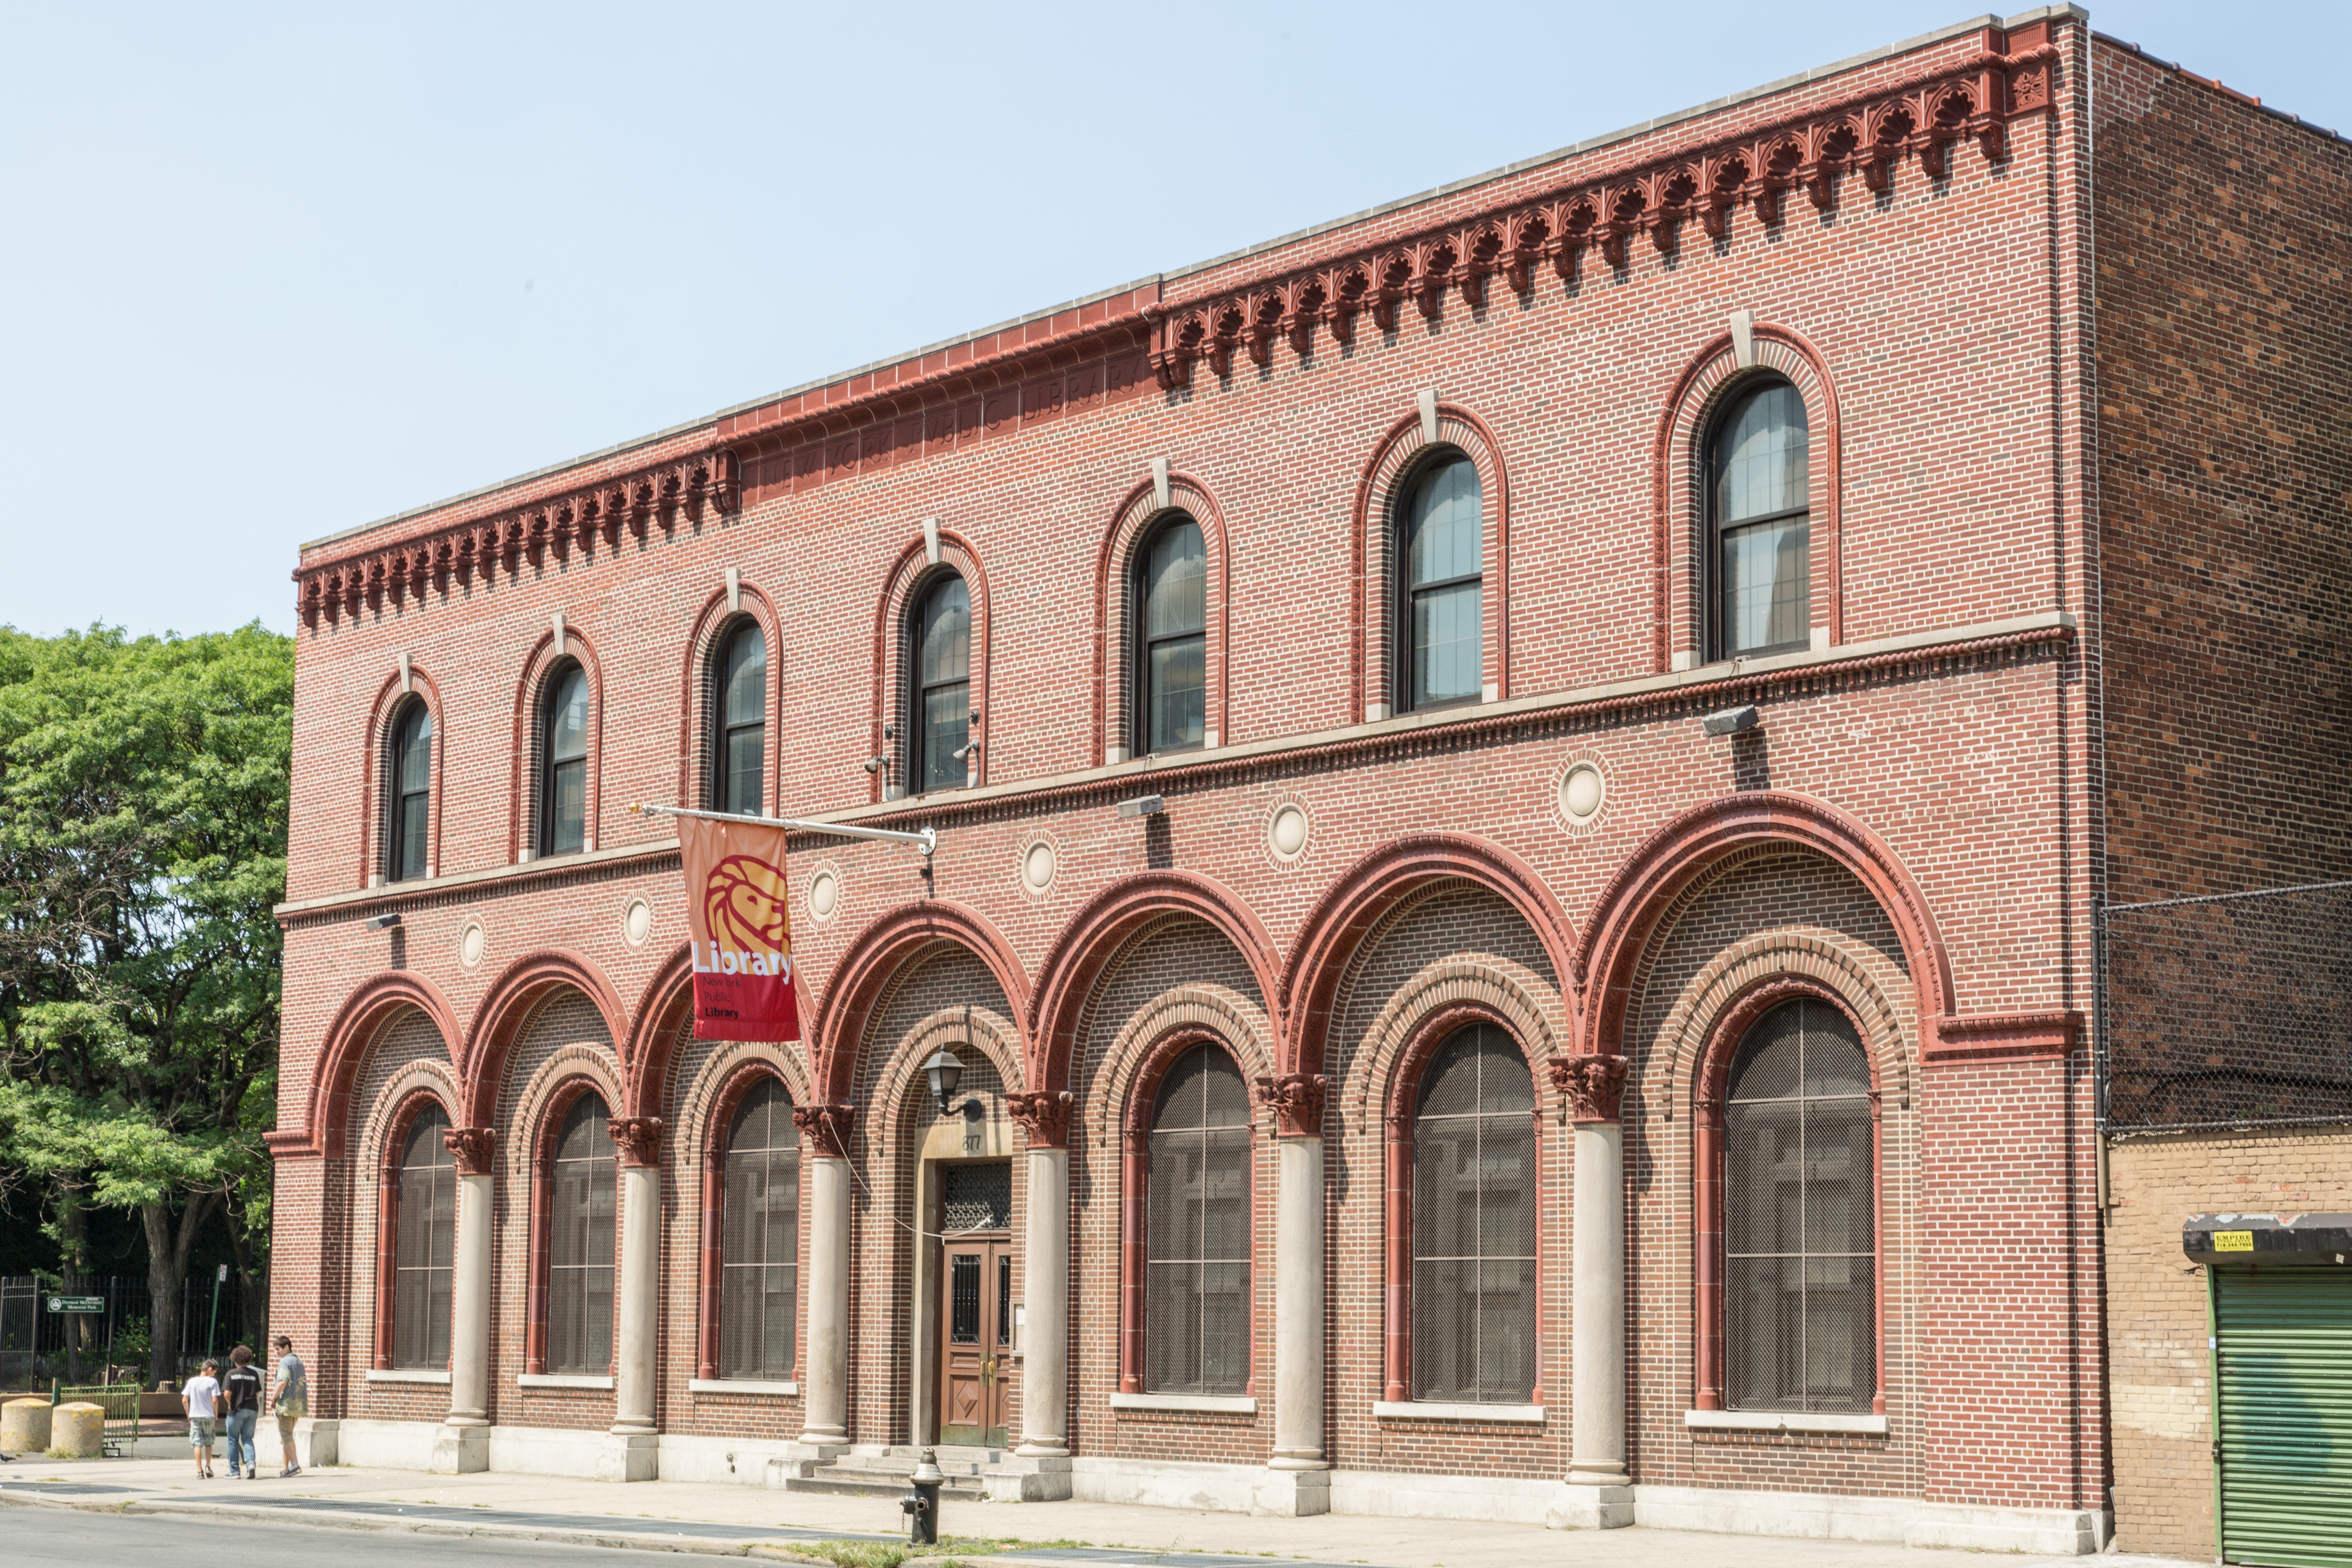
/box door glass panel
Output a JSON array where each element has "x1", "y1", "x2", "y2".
[
  {"x1": 950, "y1": 1253, "x2": 981, "y2": 1344},
  {"x1": 998, "y1": 1253, "x2": 1012, "y2": 1347}
]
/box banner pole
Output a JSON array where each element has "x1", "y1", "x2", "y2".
[{"x1": 628, "y1": 801, "x2": 936, "y2": 859}]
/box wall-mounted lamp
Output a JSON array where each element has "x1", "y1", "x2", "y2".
[
  {"x1": 368, "y1": 912, "x2": 403, "y2": 931},
  {"x1": 1116, "y1": 794, "x2": 1166, "y2": 819},
  {"x1": 924, "y1": 1046, "x2": 977, "y2": 1120},
  {"x1": 1702, "y1": 704, "x2": 1760, "y2": 738}
]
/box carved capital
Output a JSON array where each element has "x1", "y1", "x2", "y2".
[
  {"x1": 443, "y1": 1125, "x2": 497, "y2": 1176},
  {"x1": 1004, "y1": 1090, "x2": 1073, "y2": 1149},
  {"x1": 1548, "y1": 1054, "x2": 1630, "y2": 1125},
  {"x1": 791, "y1": 1102, "x2": 857, "y2": 1159},
  {"x1": 611, "y1": 1116, "x2": 665, "y2": 1168},
  {"x1": 1252, "y1": 1073, "x2": 1329, "y2": 1137}
]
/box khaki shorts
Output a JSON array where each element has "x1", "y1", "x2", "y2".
[{"x1": 276, "y1": 1402, "x2": 304, "y2": 1442}]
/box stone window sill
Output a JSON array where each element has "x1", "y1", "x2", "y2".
[
  {"x1": 366, "y1": 1368, "x2": 450, "y2": 1385},
  {"x1": 1109, "y1": 1392, "x2": 1257, "y2": 1414},
  {"x1": 1684, "y1": 1408, "x2": 1887, "y2": 1435},
  {"x1": 1372, "y1": 1400, "x2": 1546, "y2": 1424},
  {"x1": 688, "y1": 1379, "x2": 799, "y2": 1396},
  {"x1": 516, "y1": 1373, "x2": 615, "y2": 1390}
]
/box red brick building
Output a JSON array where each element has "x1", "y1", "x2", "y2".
[{"x1": 264, "y1": 7, "x2": 2349, "y2": 1554}]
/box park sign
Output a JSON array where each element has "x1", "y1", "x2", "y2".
[
  {"x1": 47, "y1": 1296, "x2": 103, "y2": 1313},
  {"x1": 680, "y1": 811, "x2": 801, "y2": 1043}
]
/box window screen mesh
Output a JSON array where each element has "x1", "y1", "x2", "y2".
[
  {"x1": 546, "y1": 1094, "x2": 616, "y2": 1377},
  {"x1": 1723, "y1": 998, "x2": 1874, "y2": 1413},
  {"x1": 392, "y1": 1107, "x2": 454, "y2": 1369},
  {"x1": 1411, "y1": 1025, "x2": 1535, "y2": 1404},
  {"x1": 719, "y1": 1079, "x2": 799, "y2": 1380},
  {"x1": 1146, "y1": 1045, "x2": 1252, "y2": 1395}
]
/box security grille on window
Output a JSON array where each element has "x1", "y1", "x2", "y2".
[
  {"x1": 714, "y1": 622, "x2": 767, "y2": 816},
  {"x1": 1146, "y1": 1044, "x2": 1252, "y2": 1395},
  {"x1": 1397, "y1": 454, "x2": 1482, "y2": 712},
  {"x1": 1723, "y1": 997, "x2": 1874, "y2": 1413},
  {"x1": 942, "y1": 1160, "x2": 1011, "y2": 1233},
  {"x1": 546, "y1": 1094, "x2": 616, "y2": 1377},
  {"x1": 913, "y1": 575, "x2": 970, "y2": 793},
  {"x1": 1710, "y1": 379, "x2": 1811, "y2": 658},
  {"x1": 1135, "y1": 515, "x2": 1206, "y2": 753},
  {"x1": 393, "y1": 1106, "x2": 455, "y2": 1370},
  {"x1": 540, "y1": 662, "x2": 590, "y2": 856},
  {"x1": 720, "y1": 1078, "x2": 799, "y2": 1380},
  {"x1": 387, "y1": 700, "x2": 432, "y2": 882},
  {"x1": 1412, "y1": 1024, "x2": 1534, "y2": 1403}
]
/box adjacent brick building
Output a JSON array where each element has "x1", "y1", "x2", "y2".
[{"x1": 264, "y1": 7, "x2": 2349, "y2": 1555}]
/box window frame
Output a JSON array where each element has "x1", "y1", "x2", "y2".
[
  {"x1": 525, "y1": 1084, "x2": 618, "y2": 1379},
  {"x1": 379, "y1": 1099, "x2": 456, "y2": 1373},
  {"x1": 1129, "y1": 511, "x2": 1209, "y2": 758},
  {"x1": 710, "y1": 618, "x2": 769, "y2": 818},
  {"x1": 1693, "y1": 982, "x2": 1884, "y2": 1416},
  {"x1": 537, "y1": 658, "x2": 591, "y2": 858},
  {"x1": 386, "y1": 697, "x2": 434, "y2": 884},
  {"x1": 714, "y1": 1074, "x2": 801, "y2": 1383},
  {"x1": 1391, "y1": 450, "x2": 1485, "y2": 715},
  {"x1": 1704, "y1": 375, "x2": 1812, "y2": 662},
  {"x1": 1119, "y1": 1033, "x2": 1256, "y2": 1398},
  {"x1": 908, "y1": 572, "x2": 972, "y2": 795}
]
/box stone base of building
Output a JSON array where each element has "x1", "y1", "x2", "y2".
[
  {"x1": 1546, "y1": 1482, "x2": 1635, "y2": 1530},
  {"x1": 986, "y1": 1453, "x2": 1074, "y2": 1502},
  {"x1": 295, "y1": 1418, "x2": 340, "y2": 1469},
  {"x1": 427, "y1": 1421, "x2": 488, "y2": 1475},
  {"x1": 1631, "y1": 1484, "x2": 2110, "y2": 1553}
]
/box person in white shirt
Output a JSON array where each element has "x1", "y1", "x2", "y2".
[{"x1": 182, "y1": 1360, "x2": 222, "y2": 1478}]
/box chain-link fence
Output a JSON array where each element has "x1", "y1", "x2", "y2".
[{"x1": 2099, "y1": 880, "x2": 2352, "y2": 1137}]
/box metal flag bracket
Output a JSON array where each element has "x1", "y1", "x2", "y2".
[{"x1": 629, "y1": 802, "x2": 937, "y2": 860}]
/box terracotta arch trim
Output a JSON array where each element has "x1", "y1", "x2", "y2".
[
  {"x1": 1091, "y1": 472, "x2": 1236, "y2": 764},
  {"x1": 621, "y1": 943, "x2": 699, "y2": 1121},
  {"x1": 677, "y1": 582, "x2": 784, "y2": 817},
  {"x1": 809, "y1": 900, "x2": 1032, "y2": 1106},
  {"x1": 460, "y1": 949, "x2": 631, "y2": 1129},
  {"x1": 359, "y1": 666, "x2": 448, "y2": 889},
  {"x1": 291, "y1": 972, "x2": 463, "y2": 1161},
  {"x1": 869, "y1": 530, "x2": 993, "y2": 799},
  {"x1": 509, "y1": 623, "x2": 608, "y2": 864}
]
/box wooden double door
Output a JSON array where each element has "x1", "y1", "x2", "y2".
[{"x1": 939, "y1": 1230, "x2": 1013, "y2": 1446}]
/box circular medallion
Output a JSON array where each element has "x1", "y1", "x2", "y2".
[
  {"x1": 1268, "y1": 802, "x2": 1310, "y2": 863},
  {"x1": 621, "y1": 897, "x2": 653, "y2": 948},
  {"x1": 458, "y1": 921, "x2": 486, "y2": 969},
  {"x1": 1561, "y1": 762, "x2": 1605, "y2": 824},
  {"x1": 807, "y1": 868, "x2": 841, "y2": 922},
  {"x1": 1021, "y1": 840, "x2": 1057, "y2": 892}
]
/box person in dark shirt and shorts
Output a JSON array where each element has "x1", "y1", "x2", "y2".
[{"x1": 221, "y1": 1346, "x2": 264, "y2": 1479}]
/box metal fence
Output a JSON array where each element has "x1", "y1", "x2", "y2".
[
  {"x1": 2099, "y1": 880, "x2": 2352, "y2": 1138},
  {"x1": 0, "y1": 1273, "x2": 259, "y2": 1390}
]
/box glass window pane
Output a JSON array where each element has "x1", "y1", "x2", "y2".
[
  {"x1": 1716, "y1": 382, "x2": 1808, "y2": 524},
  {"x1": 396, "y1": 707, "x2": 432, "y2": 792},
  {"x1": 921, "y1": 681, "x2": 968, "y2": 792},
  {"x1": 1411, "y1": 581, "x2": 1481, "y2": 708},
  {"x1": 1405, "y1": 458, "x2": 1481, "y2": 588},
  {"x1": 722, "y1": 626, "x2": 767, "y2": 728},
  {"x1": 548, "y1": 759, "x2": 586, "y2": 854},
  {"x1": 1146, "y1": 635, "x2": 1206, "y2": 753},
  {"x1": 1411, "y1": 1026, "x2": 1536, "y2": 1403},
  {"x1": 1144, "y1": 519, "x2": 1207, "y2": 638},
  {"x1": 1721, "y1": 517, "x2": 1809, "y2": 655},
  {"x1": 547, "y1": 667, "x2": 589, "y2": 762},
  {"x1": 919, "y1": 577, "x2": 970, "y2": 686},
  {"x1": 949, "y1": 1253, "x2": 981, "y2": 1344},
  {"x1": 1145, "y1": 1046, "x2": 1251, "y2": 1395},
  {"x1": 724, "y1": 726, "x2": 764, "y2": 816}
]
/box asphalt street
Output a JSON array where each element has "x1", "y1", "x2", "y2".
[{"x1": 7, "y1": 1506, "x2": 722, "y2": 1568}]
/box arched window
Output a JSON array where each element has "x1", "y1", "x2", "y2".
[
  {"x1": 713, "y1": 621, "x2": 768, "y2": 817},
  {"x1": 1396, "y1": 453, "x2": 1482, "y2": 712},
  {"x1": 539, "y1": 661, "x2": 590, "y2": 857},
  {"x1": 1146, "y1": 1044, "x2": 1251, "y2": 1395},
  {"x1": 720, "y1": 1078, "x2": 800, "y2": 1380},
  {"x1": 546, "y1": 1093, "x2": 616, "y2": 1377},
  {"x1": 1411, "y1": 1023, "x2": 1534, "y2": 1403},
  {"x1": 912, "y1": 574, "x2": 970, "y2": 794},
  {"x1": 1133, "y1": 515, "x2": 1207, "y2": 755},
  {"x1": 1723, "y1": 997, "x2": 1873, "y2": 1413},
  {"x1": 1709, "y1": 379, "x2": 1810, "y2": 659},
  {"x1": 387, "y1": 700, "x2": 433, "y2": 883},
  {"x1": 392, "y1": 1105, "x2": 455, "y2": 1370}
]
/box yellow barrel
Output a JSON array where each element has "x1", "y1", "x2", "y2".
[
  {"x1": 0, "y1": 1397, "x2": 50, "y2": 1454},
  {"x1": 50, "y1": 1400, "x2": 103, "y2": 1458}
]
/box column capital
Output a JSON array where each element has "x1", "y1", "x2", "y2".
[
  {"x1": 1253, "y1": 1072, "x2": 1328, "y2": 1137},
  {"x1": 791, "y1": 1103, "x2": 857, "y2": 1159},
  {"x1": 1548, "y1": 1054, "x2": 1629, "y2": 1125},
  {"x1": 1005, "y1": 1089, "x2": 1073, "y2": 1149},
  {"x1": 443, "y1": 1125, "x2": 497, "y2": 1176},
  {"x1": 611, "y1": 1116, "x2": 665, "y2": 1168}
]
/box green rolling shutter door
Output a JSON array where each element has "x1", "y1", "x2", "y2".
[{"x1": 2215, "y1": 1267, "x2": 2352, "y2": 1566}]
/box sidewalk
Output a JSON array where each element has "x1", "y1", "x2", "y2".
[{"x1": 0, "y1": 1456, "x2": 2164, "y2": 1568}]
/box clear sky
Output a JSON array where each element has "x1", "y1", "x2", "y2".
[{"x1": 4, "y1": 1, "x2": 2343, "y2": 641}]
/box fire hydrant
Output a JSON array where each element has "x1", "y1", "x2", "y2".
[{"x1": 901, "y1": 1447, "x2": 943, "y2": 1547}]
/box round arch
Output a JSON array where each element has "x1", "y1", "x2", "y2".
[
  {"x1": 621, "y1": 942, "x2": 698, "y2": 1121},
  {"x1": 359, "y1": 664, "x2": 448, "y2": 888},
  {"x1": 460, "y1": 949, "x2": 631, "y2": 1129},
  {"x1": 677, "y1": 580, "x2": 783, "y2": 815},
  {"x1": 509, "y1": 622, "x2": 607, "y2": 861},
  {"x1": 1091, "y1": 471, "x2": 1234, "y2": 764},
  {"x1": 870, "y1": 528, "x2": 993, "y2": 799},
  {"x1": 809, "y1": 900, "x2": 1031, "y2": 1107},
  {"x1": 1282, "y1": 832, "x2": 1575, "y2": 1084},
  {"x1": 300, "y1": 972, "x2": 463, "y2": 1161}
]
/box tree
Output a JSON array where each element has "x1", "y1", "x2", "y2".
[{"x1": 0, "y1": 624, "x2": 291, "y2": 1383}]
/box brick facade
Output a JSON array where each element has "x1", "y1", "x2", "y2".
[{"x1": 262, "y1": 8, "x2": 2347, "y2": 1548}]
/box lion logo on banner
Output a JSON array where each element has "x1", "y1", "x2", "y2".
[{"x1": 705, "y1": 852, "x2": 790, "y2": 957}]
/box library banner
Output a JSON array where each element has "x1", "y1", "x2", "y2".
[{"x1": 681, "y1": 814, "x2": 801, "y2": 1042}]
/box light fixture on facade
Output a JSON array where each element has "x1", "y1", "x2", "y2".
[
  {"x1": 1702, "y1": 704, "x2": 1761, "y2": 738},
  {"x1": 367, "y1": 911, "x2": 402, "y2": 931},
  {"x1": 1117, "y1": 794, "x2": 1166, "y2": 819},
  {"x1": 924, "y1": 1047, "x2": 969, "y2": 1120}
]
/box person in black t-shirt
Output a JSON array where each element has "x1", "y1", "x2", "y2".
[{"x1": 221, "y1": 1345, "x2": 265, "y2": 1479}]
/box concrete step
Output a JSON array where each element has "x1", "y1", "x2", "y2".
[{"x1": 783, "y1": 1468, "x2": 989, "y2": 1499}]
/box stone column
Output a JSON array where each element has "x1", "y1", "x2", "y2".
[
  {"x1": 1546, "y1": 1057, "x2": 1633, "y2": 1531},
  {"x1": 993, "y1": 1091, "x2": 1073, "y2": 1502},
  {"x1": 1257, "y1": 1074, "x2": 1330, "y2": 1517},
  {"x1": 791, "y1": 1105, "x2": 854, "y2": 1457},
  {"x1": 432, "y1": 1127, "x2": 495, "y2": 1475},
  {"x1": 607, "y1": 1117, "x2": 664, "y2": 1481}
]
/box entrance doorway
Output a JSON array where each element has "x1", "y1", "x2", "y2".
[{"x1": 937, "y1": 1161, "x2": 1013, "y2": 1447}]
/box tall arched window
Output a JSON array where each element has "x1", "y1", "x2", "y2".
[
  {"x1": 1133, "y1": 515, "x2": 1206, "y2": 755},
  {"x1": 1396, "y1": 453, "x2": 1482, "y2": 712},
  {"x1": 713, "y1": 622, "x2": 767, "y2": 817},
  {"x1": 1146, "y1": 1044, "x2": 1251, "y2": 1395},
  {"x1": 539, "y1": 661, "x2": 589, "y2": 857},
  {"x1": 546, "y1": 1093, "x2": 616, "y2": 1377},
  {"x1": 912, "y1": 574, "x2": 970, "y2": 794},
  {"x1": 720, "y1": 1078, "x2": 800, "y2": 1380},
  {"x1": 1411, "y1": 1023, "x2": 1534, "y2": 1404},
  {"x1": 1723, "y1": 997, "x2": 1873, "y2": 1412},
  {"x1": 392, "y1": 1105, "x2": 455, "y2": 1370},
  {"x1": 387, "y1": 700, "x2": 433, "y2": 883},
  {"x1": 1709, "y1": 379, "x2": 1811, "y2": 658}
]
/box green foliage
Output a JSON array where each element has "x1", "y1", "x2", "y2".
[
  {"x1": 771, "y1": 1537, "x2": 1085, "y2": 1568},
  {"x1": 0, "y1": 622, "x2": 292, "y2": 1368}
]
